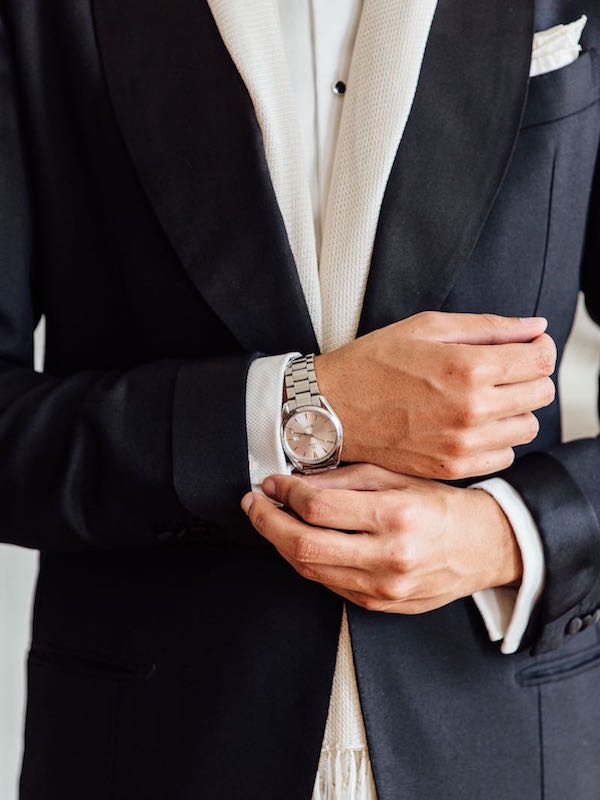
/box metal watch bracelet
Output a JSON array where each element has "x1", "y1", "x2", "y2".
[{"x1": 284, "y1": 353, "x2": 321, "y2": 410}]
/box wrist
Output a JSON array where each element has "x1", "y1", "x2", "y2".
[
  {"x1": 313, "y1": 354, "x2": 359, "y2": 462},
  {"x1": 469, "y1": 488, "x2": 523, "y2": 589}
]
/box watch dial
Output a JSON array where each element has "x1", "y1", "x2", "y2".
[{"x1": 284, "y1": 408, "x2": 338, "y2": 464}]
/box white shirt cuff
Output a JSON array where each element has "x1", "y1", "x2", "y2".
[
  {"x1": 469, "y1": 477, "x2": 545, "y2": 654},
  {"x1": 245, "y1": 352, "x2": 301, "y2": 492}
]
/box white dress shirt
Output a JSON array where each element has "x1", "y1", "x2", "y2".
[{"x1": 243, "y1": 2, "x2": 545, "y2": 797}]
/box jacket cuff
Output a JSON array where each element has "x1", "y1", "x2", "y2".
[
  {"x1": 172, "y1": 353, "x2": 260, "y2": 526},
  {"x1": 500, "y1": 450, "x2": 600, "y2": 652}
]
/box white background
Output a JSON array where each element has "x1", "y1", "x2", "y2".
[{"x1": 1, "y1": 299, "x2": 600, "y2": 799}]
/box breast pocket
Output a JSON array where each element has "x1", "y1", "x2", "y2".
[{"x1": 522, "y1": 48, "x2": 600, "y2": 129}]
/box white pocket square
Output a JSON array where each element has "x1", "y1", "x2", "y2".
[{"x1": 530, "y1": 14, "x2": 587, "y2": 77}]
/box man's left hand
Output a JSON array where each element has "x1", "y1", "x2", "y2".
[{"x1": 240, "y1": 464, "x2": 522, "y2": 613}]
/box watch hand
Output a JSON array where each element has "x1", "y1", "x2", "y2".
[{"x1": 294, "y1": 434, "x2": 331, "y2": 447}]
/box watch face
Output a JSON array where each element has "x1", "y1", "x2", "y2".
[{"x1": 282, "y1": 407, "x2": 339, "y2": 465}]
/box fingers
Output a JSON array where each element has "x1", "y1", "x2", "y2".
[
  {"x1": 241, "y1": 491, "x2": 379, "y2": 569},
  {"x1": 446, "y1": 374, "x2": 554, "y2": 428},
  {"x1": 295, "y1": 563, "x2": 374, "y2": 594},
  {"x1": 262, "y1": 474, "x2": 380, "y2": 531},
  {"x1": 493, "y1": 376, "x2": 556, "y2": 418},
  {"x1": 294, "y1": 464, "x2": 423, "y2": 492},
  {"x1": 439, "y1": 412, "x2": 540, "y2": 459},
  {"x1": 412, "y1": 311, "x2": 547, "y2": 345},
  {"x1": 459, "y1": 333, "x2": 557, "y2": 386},
  {"x1": 427, "y1": 448, "x2": 516, "y2": 480},
  {"x1": 264, "y1": 472, "x2": 429, "y2": 530},
  {"x1": 322, "y1": 584, "x2": 458, "y2": 615}
]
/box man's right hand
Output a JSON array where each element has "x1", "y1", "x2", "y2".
[{"x1": 314, "y1": 312, "x2": 556, "y2": 480}]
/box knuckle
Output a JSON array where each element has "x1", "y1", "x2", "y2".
[
  {"x1": 440, "y1": 458, "x2": 468, "y2": 480},
  {"x1": 373, "y1": 577, "x2": 401, "y2": 601},
  {"x1": 367, "y1": 464, "x2": 392, "y2": 484},
  {"x1": 462, "y1": 355, "x2": 486, "y2": 386},
  {"x1": 541, "y1": 377, "x2": 556, "y2": 405},
  {"x1": 536, "y1": 339, "x2": 557, "y2": 375},
  {"x1": 293, "y1": 535, "x2": 320, "y2": 563},
  {"x1": 445, "y1": 429, "x2": 472, "y2": 457},
  {"x1": 413, "y1": 310, "x2": 437, "y2": 329},
  {"x1": 498, "y1": 448, "x2": 516, "y2": 470},
  {"x1": 523, "y1": 413, "x2": 540, "y2": 442},
  {"x1": 296, "y1": 562, "x2": 319, "y2": 581},
  {"x1": 427, "y1": 460, "x2": 453, "y2": 480},
  {"x1": 454, "y1": 396, "x2": 483, "y2": 427},
  {"x1": 363, "y1": 594, "x2": 384, "y2": 612},
  {"x1": 301, "y1": 493, "x2": 328, "y2": 525},
  {"x1": 446, "y1": 355, "x2": 472, "y2": 384},
  {"x1": 371, "y1": 579, "x2": 389, "y2": 600},
  {"x1": 383, "y1": 498, "x2": 410, "y2": 531},
  {"x1": 476, "y1": 448, "x2": 515, "y2": 476},
  {"x1": 481, "y1": 313, "x2": 501, "y2": 330},
  {"x1": 387, "y1": 542, "x2": 414, "y2": 574},
  {"x1": 250, "y1": 507, "x2": 267, "y2": 531}
]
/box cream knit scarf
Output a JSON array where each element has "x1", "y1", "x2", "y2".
[{"x1": 206, "y1": 1, "x2": 439, "y2": 797}]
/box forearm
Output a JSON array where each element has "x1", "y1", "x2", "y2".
[{"x1": 0, "y1": 352, "x2": 259, "y2": 551}]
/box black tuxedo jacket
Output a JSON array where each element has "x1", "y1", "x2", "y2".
[{"x1": 2, "y1": 0, "x2": 600, "y2": 798}]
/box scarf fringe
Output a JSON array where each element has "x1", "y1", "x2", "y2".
[{"x1": 312, "y1": 746, "x2": 377, "y2": 800}]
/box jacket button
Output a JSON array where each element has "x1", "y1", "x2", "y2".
[
  {"x1": 566, "y1": 616, "x2": 583, "y2": 635},
  {"x1": 176, "y1": 523, "x2": 214, "y2": 543},
  {"x1": 175, "y1": 528, "x2": 190, "y2": 542},
  {"x1": 155, "y1": 530, "x2": 176, "y2": 543},
  {"x1": 593, "y1": 609, "x2": 600, "y2": 625}
]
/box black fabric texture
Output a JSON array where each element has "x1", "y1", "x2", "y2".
[{"x1": 0, "y1": 0, "x2": 599, "y2": 797}]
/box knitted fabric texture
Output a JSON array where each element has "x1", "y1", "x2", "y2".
[
  {"x1": 207, "y1": 0, "x2": 323, "y2": 346},
  {"x1": 318, "y1": 0, "x2": 439, "y2": 354}
]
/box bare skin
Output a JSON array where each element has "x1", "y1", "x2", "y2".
[
  {"x1": 313, "y1": 311, "x2": 556, "y2": 480},
  {"x1": 251, "y1": 311, "x2": 557, "y2": 604},
  {"x1": 241, "y1": 464, "x2": 522, "y2": 611}
]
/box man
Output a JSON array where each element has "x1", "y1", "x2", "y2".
[{"x1": 1, "y1": 1, "x2": 599, "y2": 799}]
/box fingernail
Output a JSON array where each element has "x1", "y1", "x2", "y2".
[
  {"x1": 241, "y1": 492, "x2": 254, "y2": 514},
  {"x1": 520, "y1": 316, "x2": 547, "y2": 326},
  {"x1": 262, "y1": 478, "x2": 276, "y2": 497}
]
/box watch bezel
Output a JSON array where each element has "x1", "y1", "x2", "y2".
[{"x1": 280, "y1": 398, "x2": 343, "y2": 471}]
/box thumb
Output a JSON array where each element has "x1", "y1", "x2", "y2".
[{"x1": 421, "y1": 312, "x2": 547, "y2": 345}]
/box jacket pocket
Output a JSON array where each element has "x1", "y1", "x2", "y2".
[
  {"x1": 28, "y1": 642, "x2": 156, "y2": 681},
  {"x1": 522, "y1": 48, "x2": 600, "y2": 128},
  {"x1": 517, "y1": 637, "x2": 600, "y2": 687},
  {"x1": 528, "y1": 634, "x2": 600, "y2": 800},
  {"x1": 20, "y1": 646, "x2": 126, "y2": 799}
]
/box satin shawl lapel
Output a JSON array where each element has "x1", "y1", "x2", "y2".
[
  {"x1": 206, "y1": 0, "x2": 323, "y2": 348},
  {"x1": 357, "y1": 0, "x2": 535, "y2": 337},
  {"x1": 92, "y1": 0, "x2": 319, "y2": 355},
  {"x1": 319, "y1": 0, "x2": 439, "y2": 353}
]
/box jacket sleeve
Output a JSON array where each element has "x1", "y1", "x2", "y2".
[
  {"x1": 500, "y1": 141, "x2": 600, "y2": 655},
  {"x1": 0, "y1": 11, "x2": 259, "y2": 552}
]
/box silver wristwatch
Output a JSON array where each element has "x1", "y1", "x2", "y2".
[{"x1": 280, "y1": 353, "x2": 343, "y2": 474}]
